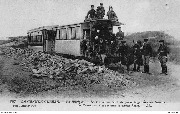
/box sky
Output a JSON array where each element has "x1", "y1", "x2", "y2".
[{"x1": 0, "y1": 0, "x2": 180, "y2": 40}]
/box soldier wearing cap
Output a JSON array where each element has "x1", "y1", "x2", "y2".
[
  {"x1": 107, "y1": 6, "x2": 118, "y2": 21},
  {"x1": 109, "y1": 28, "x2": 116, "y2": 55},
  {"x1": 85, "y1": 5, "x2": 96, "y2": 21},
  {"x1": 133, "y1": 40, "x2": 143, "y2": 72},
  {"x1": 96, "y1": 3, "x2": 105, "y2": 19},
  {"x1": 116, "y1": 26, "x2": 124, "y2": 40},
  {"x1": 142, "y1": 38, "x2": 152, "y2": 74},
  {"x1": 158, "y1": 40, "x2": 169, "y2": 75},
  {"x1": 118, "y1": 40, "x2": 131, "y2": 71}
]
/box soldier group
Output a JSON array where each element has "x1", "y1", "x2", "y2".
[
  {"x1": 130, "y1": 38, "x2": 169, "y2": 75},
  {"x1": 85, "y1": 3, "x2": 169, "y2": 75},
  {"x1": 85, "y1": 3, "x2": 118, "y2": 21}
]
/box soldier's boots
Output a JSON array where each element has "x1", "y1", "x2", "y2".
[
  {"x1": 133, "y1": 64, "x2": 140, "y2": 72},
  {"x1": 161, "y1": 66, "x2": 168, "y2": 75},
  {"x1": 137, "y1": 66, "x2": 140, "y2": 72},
  {"x1": 133, "y1": 64, "x2": 136, "y2": 71},
  {"x1": 127, "y1": 65, "x2": 130, "y2": 71},
  {"x1": 143, "y1": 65, "x2": 150, "y2": 74}
]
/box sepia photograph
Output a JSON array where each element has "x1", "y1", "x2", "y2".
[{"x1": 0, "y1": 0, "x2": 180, "y2": 112}]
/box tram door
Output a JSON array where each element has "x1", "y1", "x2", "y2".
[
  {"x1": 81, "y1": 29, "x2": 90, "y2": 56},
  {"x1": 42, "y1": 30, "x2": 56, "y2": 53},
  {"x1": 42, "y1": 29, "x2": 47, "y2": 52}
]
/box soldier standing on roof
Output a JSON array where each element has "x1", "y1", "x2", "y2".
[
  {"x1": 85, "y1": 5, "x2": 96, "y2": 21},
  {"x1": 107, "y1": 6, "x2": 118, "y2": 21},
  {"x1": 158, "y1": 40, "x2": 169, "y2": 75},
  {"x1": 96, "y1": 3, "x2": 105, "y2": 19},
  {"x1": 142, "y1": 38, "x2": 152, "y2": 74}
]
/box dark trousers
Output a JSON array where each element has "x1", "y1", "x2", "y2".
[
  {"x1": 133, "y1": 56, "x2": 142, "y2": 71},
  {"x1": 143, "y1": 55, "x2": 150, "y2": 73},
  {"x1": 159, "y1": 56, "x2": 168, "y2": 73}
]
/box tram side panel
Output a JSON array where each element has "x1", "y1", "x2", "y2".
[
  {"x1": 55, "y1": 24, "x2": 84, "y2": 56},
  {"x1": 55, "y1": 40, "x2": 81, "y2": 56}
]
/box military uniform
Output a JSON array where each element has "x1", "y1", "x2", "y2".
[
  {"x1": 87, "y1": 9, "x2": 96, "y2": 19},
  {"x1": 133, "y1": 41, "x2": 143, "y2": 71},
  {"x1": 110, "y1": 33, "x2": 116, "y2": 55},
  {"x1": 142, "y1": 39, "x2": 152, "y2": 73},
  {"x1": 107, "y1": 10, "x2": 118, "y2": 20},
  {"x1": 96, "y1": 3, "x2": 105, "y2": 19},
  {"x1": 81, "y1": 40, "x2": 88, "y2": 57},
  {"x1": 158, "y1": 40, "x2": 169, "y2": 74},
  {"x1": 116, "y1": 31, "x2": 124, "y2": 40},
  {"x1": 118, "y1": 41, "x2": 131, "y2": 71}
]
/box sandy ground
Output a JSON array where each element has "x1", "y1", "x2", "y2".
[{"x1": 0, "y1": 50, "x2": 180, "y2": 111}]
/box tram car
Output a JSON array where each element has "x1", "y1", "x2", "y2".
[
  {"x1": 27, "y1": 19, "x2": 122, "y2": 63},
  {"x1": 27, "y1": 25, "x2": 58, "y2": 52}
]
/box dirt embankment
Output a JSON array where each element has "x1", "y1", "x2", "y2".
[
  {"x1": 0, "y1": 47, "x2": 180, "y2": 111},
  {"x1": 0, "y1": 47, "x2": 136, "y2": 97},
  {"x1": 0, "y1": 47, "x2": 180, "y2": 101}
]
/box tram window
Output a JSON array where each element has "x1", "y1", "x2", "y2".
[
  {"x1": 37, "y1": 35, "x2": 42, "y2": 42},
  {"x1": 40, "y1": 35, "x2": 42, "y2": 42},
  {"x1": 30, "y1": 36, "x2": 33, "y2": 42},
  {"x1": 71, "y1": 27, "x2": 76, "y2": 39},
  {"x1": 37, "y1": 35, "x2": 39, "y2": 42},
  {"x1": 56, "y1": 30, "x2": 60, "y2": 40},
  {"x1": 76, "y1": 26, "x2": 81, "y2": 39},
  {"x1": 33, "y1": 35, "x2": 36, "y2": 42},
  {"x1": 59, "y1": 29, "x2": 62, "y2": 39},
  {"x1": 67, "y1": 28, "x2": 71, "y2": 39},
  {"x1": 62, "y1": 28, "x2": 67, "y2": 39}
]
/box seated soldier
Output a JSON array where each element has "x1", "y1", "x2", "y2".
[
  {"x1": 85, "y1": 5, "x2": 96, "y2": 21},
  {"x1": 96, "y1": 3, "x2": 105, "y2": 19},
  {"x1": 107, "y1": 6, "x2": 118, "y2": 21}
]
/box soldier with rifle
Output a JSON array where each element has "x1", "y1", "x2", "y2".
[
  {"x1": 158, "y1": 40, "x2": 169, "y2": 75},
  {"x1": 96, "y1": 3, "x2": 105, "y2": 19},
  {"x1": 118, "y1": 40, "x2": 131, "y2": 71},
  {"x1": 141, "y1": 38, "x2": 152, "y2": 74},
  {"x1": 133, "y1": 40, "x2": 143, "y2": 72},
  {"x1": 107, "y1": 6, "x2": 118, "y2": 21}
]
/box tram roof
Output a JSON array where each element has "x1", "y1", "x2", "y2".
[
  {"x1": 58, "y1": 19, "x2": 124, "y2": 28},
  {"x1": 27, "y1": 25, "x2": 59, "y2": 33},
  {"x1": 27, "y1": 19, "x2": 124, "y2": 33}
]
